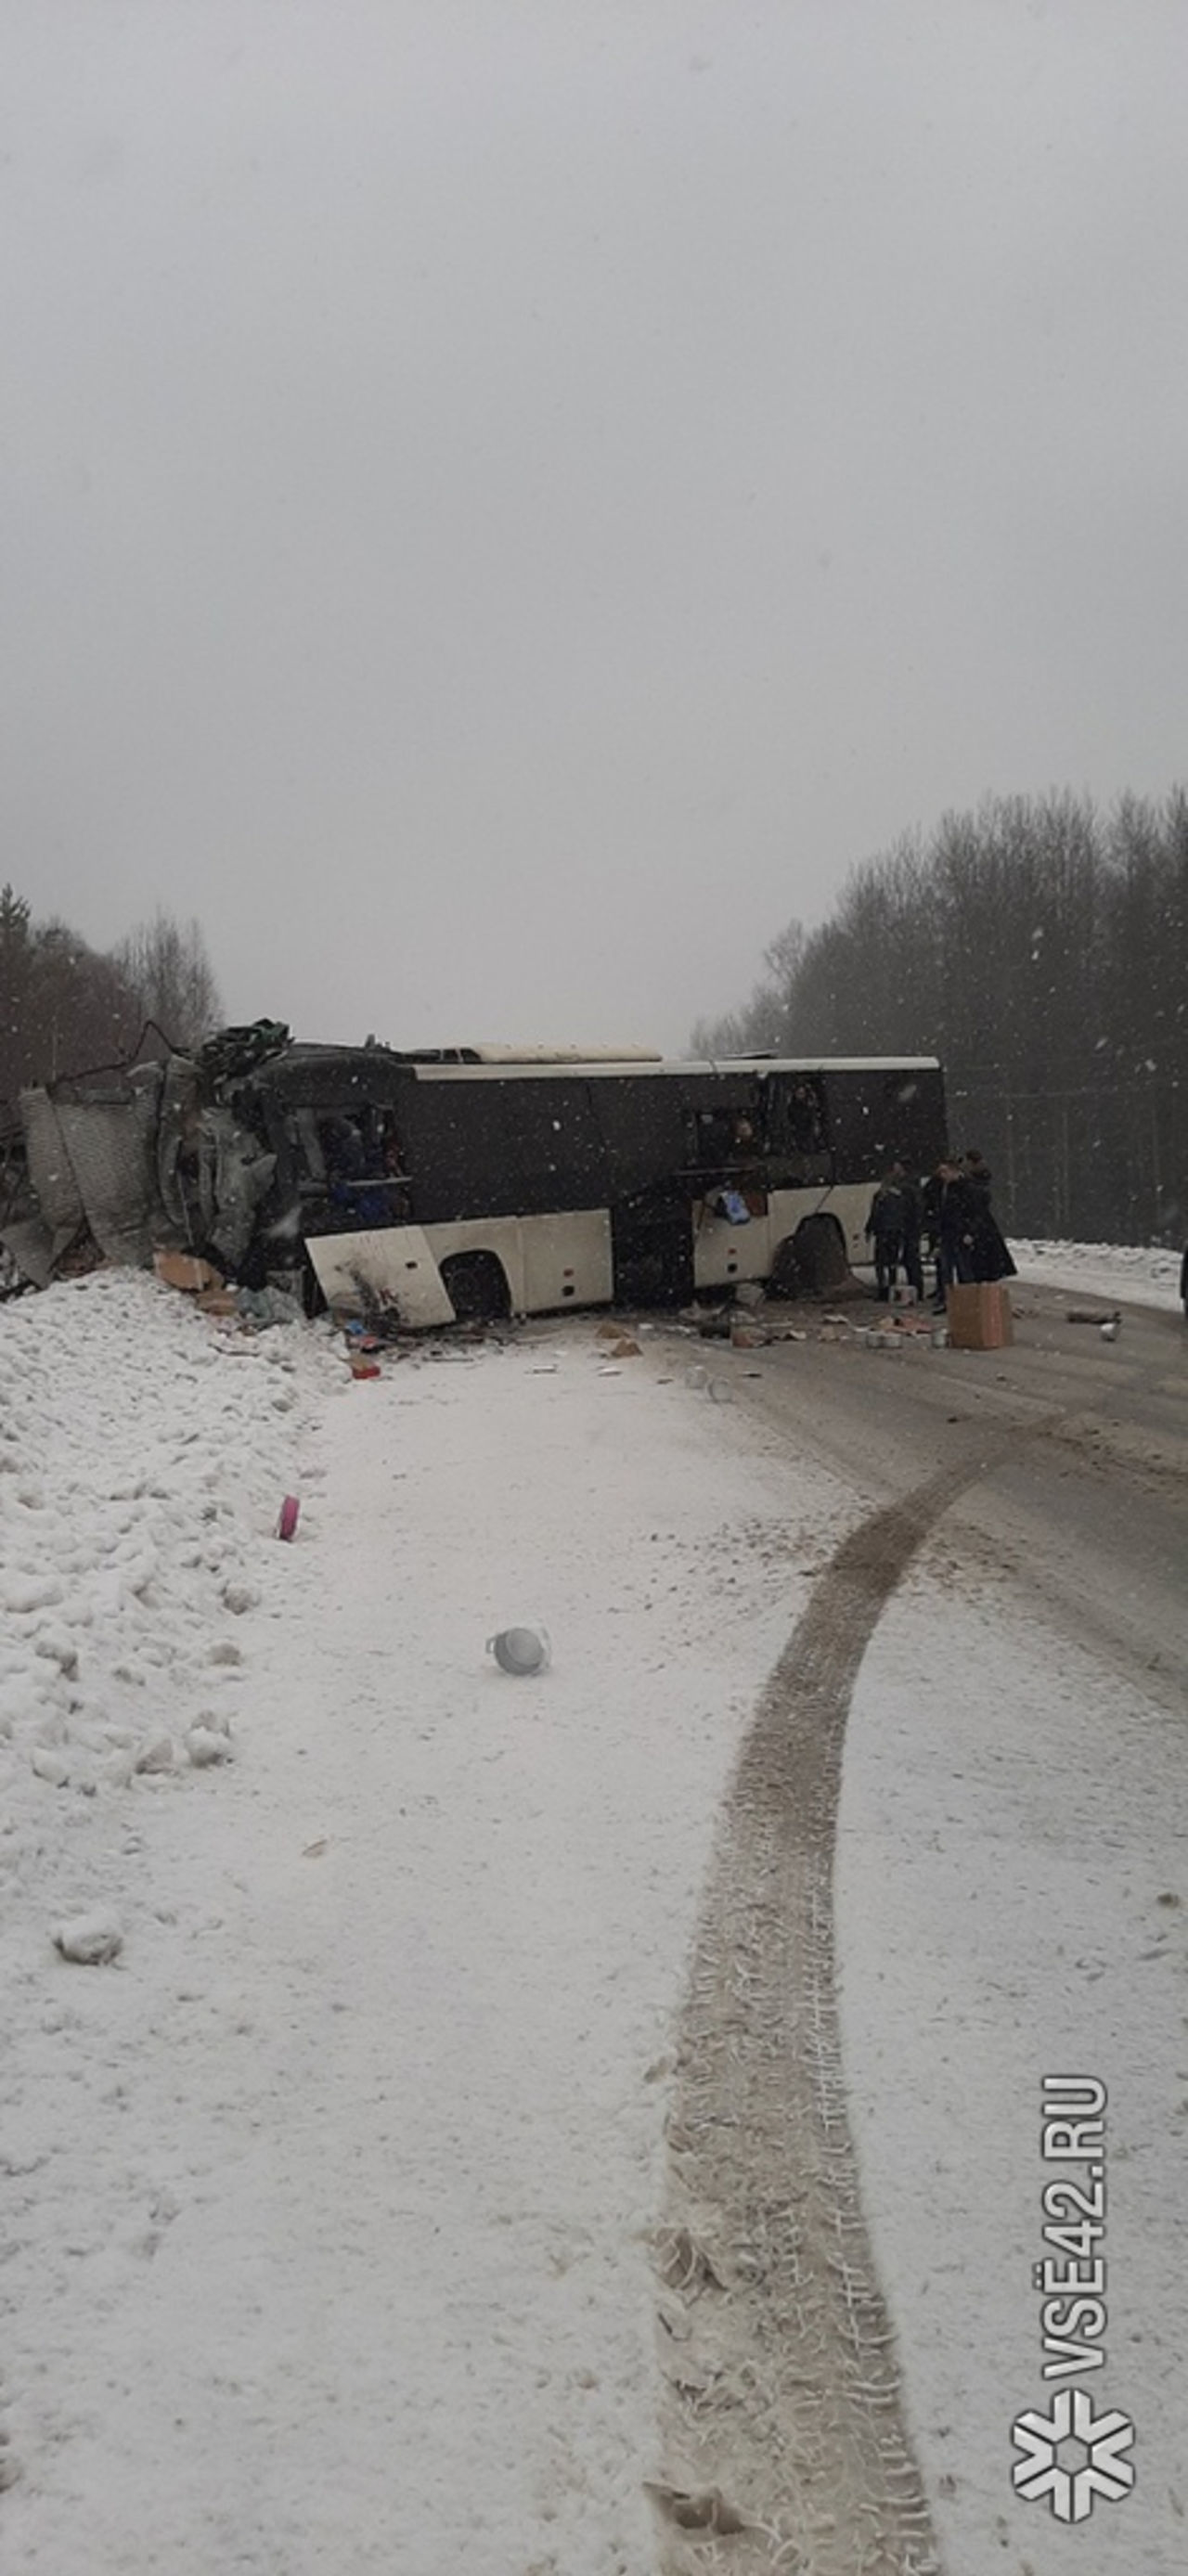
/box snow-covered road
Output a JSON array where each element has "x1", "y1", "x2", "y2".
[{"x1": 2, "y1": 1266, "x2": 1185, "y2": 2572}]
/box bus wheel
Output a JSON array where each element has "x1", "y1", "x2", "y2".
[
  {"x1": 438, "y1": 1250, "x2": 511, "y2": 1322},
  {"x1": 768, "y1": 1236, "x2": 803, "y2": 1297},
  {"x1": 788, "y1": 1213, "x2": 849, "y2": 1295}
]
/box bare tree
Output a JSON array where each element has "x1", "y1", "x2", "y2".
[
  {"x1": 1, "y1": 890, "x2": 225, "y2": 1118},
  {"x1": 690, "y1": 920, "x2": 807, "y2": 1058},
  {"x1": 691, "y1": 789, "x2": 1188, "y2": 1245},
  {"x1": 113, "y1": 910, "x2": 223, "y2": 1052},
  {"x1": 0, "y1": 911, "x2": 145, "y2": 1101},
  {"x1": 0, "y1": 883, "x2": 33, "y2": 1109}
]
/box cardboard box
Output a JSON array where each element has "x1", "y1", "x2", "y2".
[
  {"x1": 153, "y1": 1249, "x2": 223, "y2": 1294},
  {"x1": 945, "y1": 1282, "x2": 1014, "y2": 1349}
]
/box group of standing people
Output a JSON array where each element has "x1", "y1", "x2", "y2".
[{"x1": 866, "y1": 1150, "x2": 1015, "y2": 1310}]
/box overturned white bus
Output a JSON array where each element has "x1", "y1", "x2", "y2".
[{"x1": 233, "y1": 1044, "x2": 948, "y2": 1322}]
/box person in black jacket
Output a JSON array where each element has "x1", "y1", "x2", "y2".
[
  {"x1": 962, "y1": 1151, "x2": 1016, "y2": 1283},
  {"x1": 866, "y1": 1161, "x2": 926, "y2": 1301},
  {"x1": 928, "y1": 1161, "x2": 975, "y2": 1307},
  {"x1": 922, "y1": 1165, "x2": 946, "y2": 1304},
  {"x1": 896, "y1": 1162, "x2": 925, "y2": 1298},
  {"x1": 1180, "y1": 1243, "x2": 1187, "y2": 1317},
  {"x1": 865, "y1": 1169, "x2": 908, "y2": 1301}
]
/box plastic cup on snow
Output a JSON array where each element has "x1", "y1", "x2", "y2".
[{"x1": 487, "y1": 1625, "x2": 551, "y2": 1677}]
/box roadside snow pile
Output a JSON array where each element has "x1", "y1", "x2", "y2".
[
  {"x1": 0, "y1": 1294, "x2": 847, "y2": 2574},
  {"x1": 1011, "y1": 1236, "x2": 1183, "y2": 1311},
  {"x1": 0, "y1": 1267, "x2": 329, "y2": 1875}
]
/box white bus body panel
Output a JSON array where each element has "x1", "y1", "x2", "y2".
[
  {"x1": 693, "y1": 1184, "x2": 872, "y2": 1288},
  {"x1": 692, "y1": 1205, "x2": 772, "y2": 1289},
  {"x1": 306, "y1": 1210, "x2": 613, "y2": 1321},
  {"x1": 515, "y1": 1209, "x2": 613, "y2": 1311},
  {"x1": 307, "y1": 1190, "x2": 874, "y2": 1321},
  {"x1": 305, "y1": 1225, "x2": 457, "y2": 1326},
  {"x1": 418, "y1": 1210, "x2": 613, "y2": 1312}
]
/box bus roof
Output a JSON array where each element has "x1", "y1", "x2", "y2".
[
  {"x1": 408, "y1": 1054, "x2": 941, "y2": 1080},
  {"x1": 239, "y1": 1043, "x2": 940, "y2": 1090},
  {"x1": 463, "y1": 1044, "x2": 663, "y2": 1063}
]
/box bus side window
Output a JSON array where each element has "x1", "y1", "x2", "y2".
[
  {"x1": 319, "y1": 1115, "x2": 367, "y2": 1183},
  {"x1": 690, "y1": 1107, "x2": 754, "y2": 1171},
  {"x1": 788, "y1": 1080, "x2": 825, "y2": 1153},
  {"x1": 765, "y1": 1076, "x2": 827, "y2": 1158},
  {"x1": 691, "y1": 1110, "x2": 724, "y2": 1170},
  {"x1": 295, "y1": 1108, "x2": 326, "y2": 1181}
]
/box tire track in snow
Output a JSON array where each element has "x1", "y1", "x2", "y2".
[{"x1": 652, "y1": 1442, "x2": 1025, "y2": 2576}]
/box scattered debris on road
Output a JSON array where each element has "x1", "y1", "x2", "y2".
[
  {"x1": 486, "y1": 1625, "x2": 550, "y2": 1675},
  {"x1": 53, "y1": 1913, "x2": 123, "y2": 1965}
]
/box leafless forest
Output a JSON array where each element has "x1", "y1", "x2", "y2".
[
  {"x1": 0, "y1": 892, "x2": 221, "y2": 1111},
  {"x1": 694, "y1": 790, "x2": 1188, "y2": 1245}
]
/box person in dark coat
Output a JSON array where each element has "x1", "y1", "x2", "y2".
[
  {"x1": 865, "y1": 1169, "x2": 908, "y2": 1301},
  {"x1": 962, "y1": 1150, "x2": 1016, "y2": 1283},
  {"x1": 929, "y1": 1160, "x2": 977, "y2": 1305},
  {"x1": 922, "y1": 1165, "x2": 945, "y2": 1302},
  {"x1": 896, "y1": 1162, "x2": 925, "y2": 1297},
  {"x1": 1180, "y1": 1243, "x2": 1187, "y2": 1317}
]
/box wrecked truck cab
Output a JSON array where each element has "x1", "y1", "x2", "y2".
[{"x1": 2, "y1": 1021, "x2": 288, "y2": 1293}]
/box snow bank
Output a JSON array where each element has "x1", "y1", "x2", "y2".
[
  {"x1": 1011, "y1": 1236, "x2": 1183, "y2": 1312},
  {"x1": 0, "y1": 1270, "x2": 329, "y2": 1815},
  {"x1": 0, "y1": 1285, "x2": 844, "y2": 2572},
  {"x1": 0, "y1": 1269, "x2": 339, "y2": 2544}
]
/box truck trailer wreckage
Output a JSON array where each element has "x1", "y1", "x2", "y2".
[{"x1": 1, "y1": 1024, "x2": 948, "y2": 1324}]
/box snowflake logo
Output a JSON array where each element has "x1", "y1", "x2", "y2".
[{"x1": 1012, "y1": 2387, "x2": 1135, "y2": 2521}]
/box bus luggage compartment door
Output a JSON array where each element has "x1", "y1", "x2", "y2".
[{"x1": 521, "y1": 1209, "x2": 613, "y2": 1314}]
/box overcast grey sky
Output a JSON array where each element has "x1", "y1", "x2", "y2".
[{"x1": 3, "y1": 1, "x2": 1186, "y2": 1050}]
